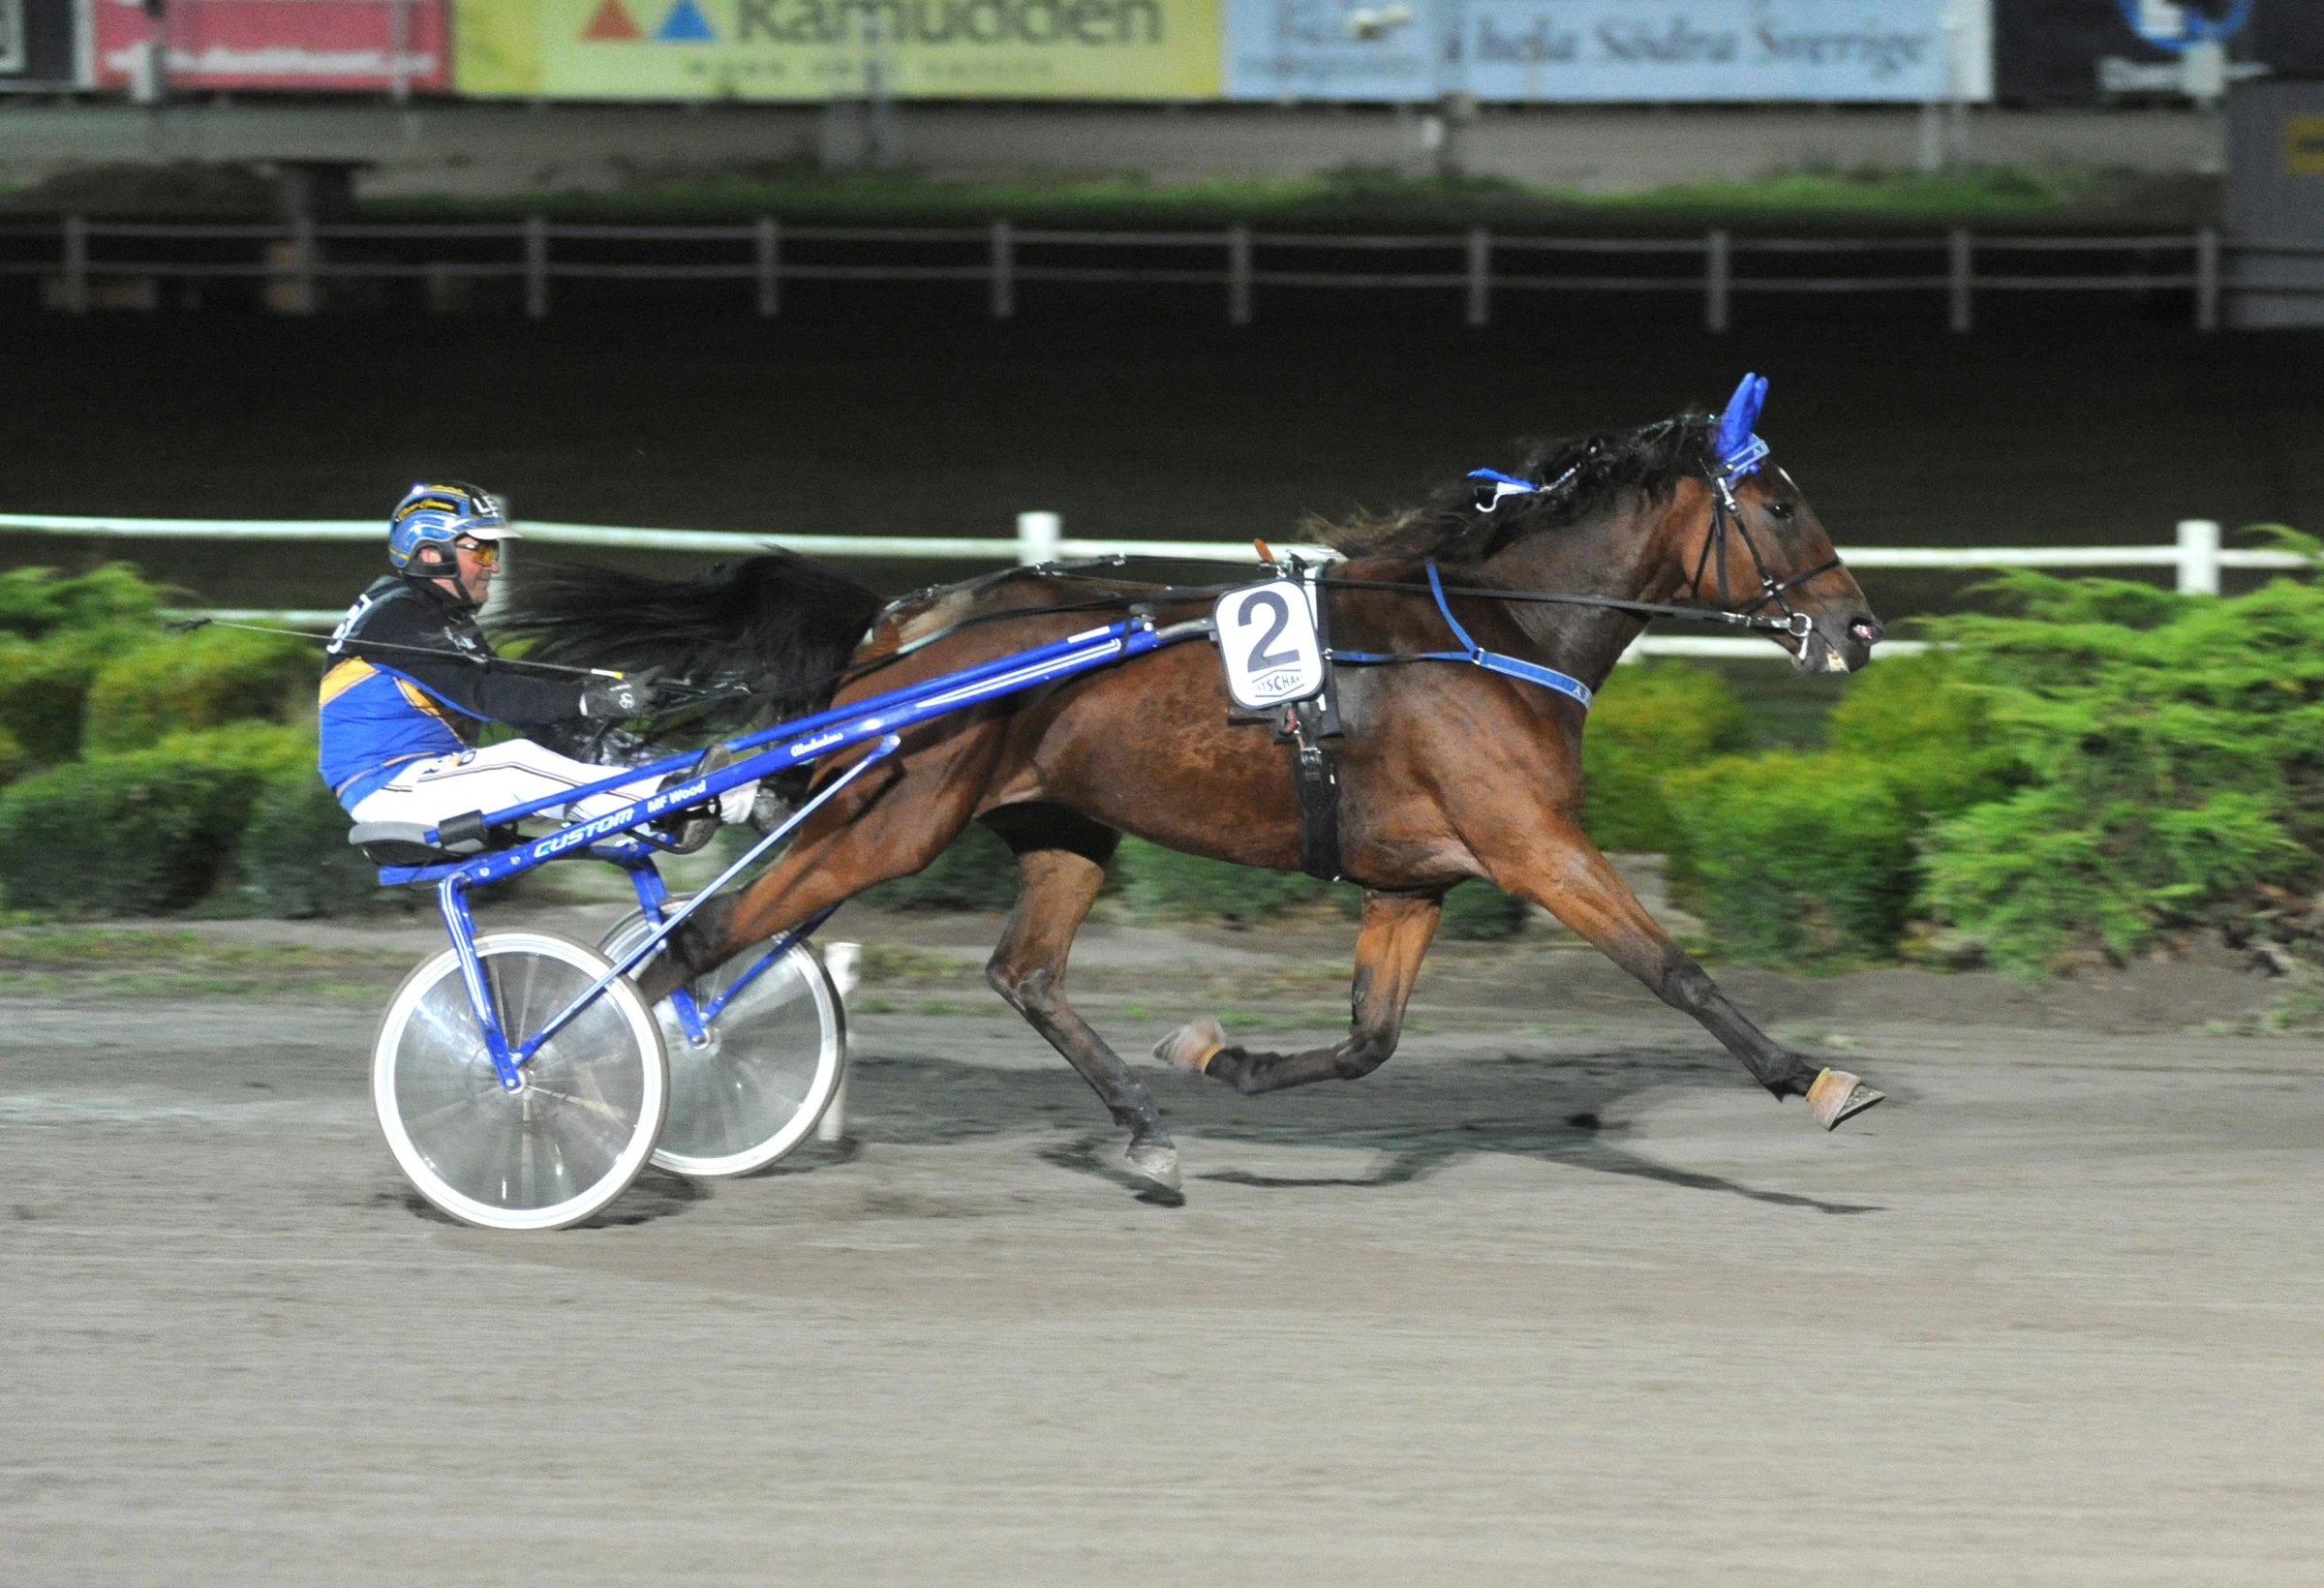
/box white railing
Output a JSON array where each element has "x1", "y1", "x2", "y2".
[
  {"x1": 4, "y1": 510, "x2": 2304, "y2": 659},
  {"x1": 0, "y1": 218, "x2": 2252, "y2": 332}
]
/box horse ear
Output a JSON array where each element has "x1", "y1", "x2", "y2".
[{"x1": 1715, "y1": 371, "x2": 1766, "y2": 456}]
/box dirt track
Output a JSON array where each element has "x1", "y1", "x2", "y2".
[{"x1": 4, "y1": 905, "x2": 2322, "y2": 1584}]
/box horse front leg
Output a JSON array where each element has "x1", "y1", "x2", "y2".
[
  {"x1": 1155, "y1": 890, "x2": 1441, "y2": 1095},
  {"x1": 1483, "y1": 816, "x2": 1881, "y2": 1129}
]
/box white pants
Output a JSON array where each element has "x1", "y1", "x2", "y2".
[{"x1": 349, "y1": 741, "x2": 751, "y2": 829}]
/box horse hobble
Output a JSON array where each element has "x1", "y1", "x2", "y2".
[{"x1": 503, "y1": 377, "x2": 1887, "y2": 1195}]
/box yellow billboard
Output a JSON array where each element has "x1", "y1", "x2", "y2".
[{"x1": 455, "y1": 0, "x2": 1220, "y2": 100}]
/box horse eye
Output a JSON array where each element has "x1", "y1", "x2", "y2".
[{"x1": 1765, "y1": 500, "x2": 1795, "y2": 521}]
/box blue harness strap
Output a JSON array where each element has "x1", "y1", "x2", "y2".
[{"x1": 1330, "y1": 563, "x2": 1595, "y2": 712}]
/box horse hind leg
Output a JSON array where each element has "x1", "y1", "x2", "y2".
[
  {"x1": 1157, "y1": 890, "x2": 1441, "y2": 1096},
  {"x1": 981, "y1": 809, "x2": 1181, "y2": 1191}
]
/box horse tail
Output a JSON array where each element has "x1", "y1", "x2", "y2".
[{"x1": 496, "y1": 550, "x2": 883, "y2": 724}]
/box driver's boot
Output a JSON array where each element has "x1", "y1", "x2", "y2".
[{"x1": 653, "y1": 745, "x2": 732, "y2": 854}]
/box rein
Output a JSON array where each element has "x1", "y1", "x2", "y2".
[
  {"x1": 1327, "y1": 563, "x2": 1597, "y2": 710},
  {"x1": 165, "y1": 617, "x2": 754, "y2": 709}
]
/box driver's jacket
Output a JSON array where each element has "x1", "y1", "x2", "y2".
[{"x1": 319, "y1": 577, "x2": 588, "y2": 810}]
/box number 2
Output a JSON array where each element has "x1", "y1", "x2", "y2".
[{"x1": 1239, "y1": 591, "x2": 1300, "y2": 672}]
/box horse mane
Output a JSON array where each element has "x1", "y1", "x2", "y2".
[
  {"x1": 1320, "y1": 411, "x2": 1718, "y2": 562},
  {"x1": 494, "y1": 548, "x2": 884, "y2": 724}
]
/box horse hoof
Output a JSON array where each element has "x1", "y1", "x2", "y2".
[
  {"x1": 1125, "y1": 1140, "x2": 1181, "y2": 1191},
  {"x1": 1152, "y1": 1017, "x2": 1229, "y2": 1075},
  {"x1": 1807, "y1": 1067, "x2": 1884, "y2": 1130}
]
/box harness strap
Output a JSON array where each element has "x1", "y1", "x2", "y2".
[{"x1": 1330, "y1": 563, "x2": 1595, "y2": 713}]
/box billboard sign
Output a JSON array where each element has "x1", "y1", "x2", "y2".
[
  {"x1": 1225, "y1": 0, "x2": 1985, "y2": 104},
  {"x1": 95, "y1": 0, "x2": 449, "y2": 92},
  {"x1": 454, "y1": 0, "x2": 1222, "y2": 100}
]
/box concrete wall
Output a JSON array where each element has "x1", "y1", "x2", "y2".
[{"x1": 0, "y1": 100, "x2": 2226, "y2": 199}]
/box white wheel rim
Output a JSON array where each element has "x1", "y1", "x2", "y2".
[
  {"x1": 600, "y1": 907, "x2": 845, "y2": 1178},
  {"x1": 374, "y1": 931, "x2": 667, "y2": 1231}
]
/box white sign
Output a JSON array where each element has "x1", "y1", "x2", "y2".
[
  {"x1": 0, "y1": 0, "x2": 24, "y2": 75},
  {"x1": 1213, "y1": 579, "x2": 1327, "y2": 710},
  {"x1": 1225, "y1": 0, "x2": 1991, "y2": 104}
]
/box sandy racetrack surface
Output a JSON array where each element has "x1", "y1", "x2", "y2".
[{"x1": 3, "y1": 905, "x2": 2321, "y2": 1584}]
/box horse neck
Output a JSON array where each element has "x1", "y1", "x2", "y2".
[{"x1": 1471, "y1": 490, "x2": 1682, "y2": 690}]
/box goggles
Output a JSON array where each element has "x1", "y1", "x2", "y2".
[{"x1": 454, "y1": 536, "x2": 503, "y2": 566}]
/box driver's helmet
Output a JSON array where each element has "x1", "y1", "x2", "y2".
[{"x1": 387, "y1": 481, "x2": 518, "y2": 574}]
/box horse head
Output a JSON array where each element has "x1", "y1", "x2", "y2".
[{"x1": 1670, "y1": 374, "x2": 1883, "y2": 675}]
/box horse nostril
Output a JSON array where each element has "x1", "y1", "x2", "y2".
[{"x1": 1850, "y1": 619, "x2": 1882, "y2": 645}]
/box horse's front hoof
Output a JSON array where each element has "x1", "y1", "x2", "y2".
[
  {"x1": 1124, "y1": 1139, "x2": 1181, "y2": 1191},
  {"x1": 1806, "y1": 1067, "x2": 1884, "y2": 1130},
  {"x1": 1152, "y1": 1017, "x2": 1229, "y2": 1075}
]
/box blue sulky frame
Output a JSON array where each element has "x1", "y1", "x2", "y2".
[{"x1": 378, "y1": 614, "x2": 1201, "y2": 1094}]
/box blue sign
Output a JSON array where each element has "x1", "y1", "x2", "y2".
[
  {"x1": 2115, "y1": 2, "x2": 2253, "y2": 53},
  {"x1": 1225, "y1": 0, "x2": 1969, "y2": 104}
]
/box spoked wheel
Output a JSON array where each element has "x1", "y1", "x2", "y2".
[
  {"x1": 373, "y1": 930, "x2": 668, "y2": 1232},
  {"x1": 599, "y1": 899, "x2": 845, "y2": 1178}
]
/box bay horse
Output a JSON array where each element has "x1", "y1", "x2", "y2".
[{"x1": 504, "y1": 385, "x2": 1887, "y2": 1192}]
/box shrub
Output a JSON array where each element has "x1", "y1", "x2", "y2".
[
  {"x1": 1663, "y1": 749, "x2": 1915, "y2": 969},
  {"x1": 0, "y1": 564, "x2": 160, "y2": 639},
  {"x1": 232, "y1": 773, "x2": 385, "y2": 918},
  {"x1": 0, "y1": 627, "x2": 139, "y2": 765},
  {"x1": 0, "y1": 724, "x2": 25, "y2": 788},
  {"x1": 1581, "y1": 661, "x2": 1751, "y2": 852},
  {"x1": 1827, "y1": 647, "x2": 2012, "y2": 821},
  {"x1": 0, "y1": 723, "x2": 313, "y2": 915},
  {"x1": 0, "y1": 565, "x2": 169, "y2": 766},
  {"x1": 1911, "y1": 566, "x2": 2324, "y2": 974},
  {"x1": 83, "y1": 626, "x2": 315, "y2": 753}
]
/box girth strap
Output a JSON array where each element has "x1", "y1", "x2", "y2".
[{"x1": 1291, "y1": 722, "x2": 1342, "y2": 882}]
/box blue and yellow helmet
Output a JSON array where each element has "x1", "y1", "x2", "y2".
[{"x1": 387, "y1": 481, "x2": 517, "y2": 573}]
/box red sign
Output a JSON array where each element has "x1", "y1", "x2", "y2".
[{"x1": 96, "y1": 0, "x2": 449, "y2": 93}]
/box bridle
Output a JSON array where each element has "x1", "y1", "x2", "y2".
[{"x1": 1690, "y1": 470, "x2": 1845, "y2": 644}]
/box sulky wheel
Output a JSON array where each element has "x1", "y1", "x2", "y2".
[
  {"x1": 599, "y1": 900, "x2": 845, "y2": 1178},
  {"x1": 373, "y1": 930, "x2": 668, "y2": 1232}
]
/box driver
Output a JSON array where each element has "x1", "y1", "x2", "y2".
[{"x1": 319, "y1": 481, "x2": 750, "y2": 847}]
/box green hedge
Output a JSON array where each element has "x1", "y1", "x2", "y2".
[
  {"x1": 0, "y1": 626, "x2": 128, "y2": 766},
  {"x1": 233, "y1": 773, "x2": 388, "y2": 918},
  {"x1": 0, "y1": 723, "x2": 313, "y2": 915},
  {"x1": 1581, "y1": 660, "x2": 1752, "y2": 852},
  {"x1": 1664, "y1": 749, "x2": 1916, "y2": 969},
  {"x1": 84, "y1": 626, "x2": 315, "y2": 753},
  {"x1": 0, "y1": 565, "x2": 168, "y2": 767},
  {"x1": 0, "y1": 564, "x2": 159, "y2": 639},
  {"x1": 1912, "y1": 565, "x2": 2324, "y2": 974}
]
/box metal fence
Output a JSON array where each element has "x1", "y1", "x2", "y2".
[
  {"x1": 3, "y1": 509, "x2": 2303, "y2": 659},
  {"x1": 0, "y1": 217, "x2": 2267, "y2": 331}
]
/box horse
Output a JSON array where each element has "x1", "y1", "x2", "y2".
[{"x1": 501, "y1": 381, "x2": 1887, "y2": 1193}]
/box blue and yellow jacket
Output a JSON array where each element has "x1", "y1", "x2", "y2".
[{"x1": 320, "y1": 577, "x2": 587, "y2": 810}]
